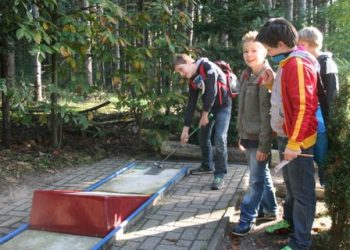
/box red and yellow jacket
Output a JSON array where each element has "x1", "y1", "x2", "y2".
[{"x1": 271, "y1": 49, "x2": 318, "y2": 151}]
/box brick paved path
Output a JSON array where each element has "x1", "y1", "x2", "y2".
[{"x1": 0, "y1": 158, "x2": 248, "y2": 250}]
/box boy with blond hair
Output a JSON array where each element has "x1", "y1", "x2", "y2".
[
  {"x1": 231, "y1": 31, "x2": 277, "y2": 236},
  {"x1": 298, "y1": 26, "x2": 339, "y2": 186}
]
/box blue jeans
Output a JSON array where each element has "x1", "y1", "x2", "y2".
[
  {"x1": 199, "y1": 100, "x2": 231, "y2": 177},
  {"x1": 240, "y1": 148, "x2": 277, "y2": 223},
  {"x1": 314, "y1": 132, "x2": 328, "y2": 186},
  {"x1": 278, "y1": 137, "x2": 316, "y2": 250}
]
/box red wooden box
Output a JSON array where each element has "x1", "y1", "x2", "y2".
[{"x1": 29, "y1": 190, "x2": 149, "y2": 237}]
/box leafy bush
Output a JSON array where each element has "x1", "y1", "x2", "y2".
[{"x1": 324, "y1": 60, "x2": 350, "y2": 250}]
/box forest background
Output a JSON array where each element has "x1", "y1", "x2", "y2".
[{"x1": 1, "y1": 0, "x2": 350, "y2": 248}]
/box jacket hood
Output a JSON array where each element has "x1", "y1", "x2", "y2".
[
  {"x1": 281, "y1": 47, "x2": 319, "y2": 70},
  {"x1": 319, "y1": 51, "x2": 333, "y2": 59},
  {"x1": 195, "y1": 57, "x2": 210, "y2": 68}
]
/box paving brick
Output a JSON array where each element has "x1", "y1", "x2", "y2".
[
  {"x1": 176, "y1": 200, "x2": 191, "y2": 208},
  {"x1": 190, "y1": 240, "x2": 209, "y2": 250},
  {"x1": 160, "y1": 218, "x2": 178, "y2": 229},
  {"x1": 0, "y1": 227, "x2": 12, "y2": 235},
  {"x1": 7, "y1": 210, "x2": 29, "y2": 217},
  {"x1": 15, "y1": 202, "x2": 32, "y2": 211},
  {"x1": 165, "y1": 231, "x2": 181, "y2": 240},
  {"x1": 138, "y1": 236, "x2": 162, "y2": 249},
  {"x1": 0, "y1": 216, "x2": 22, "y2": 227},
  {"x1": 195, "y1": 209, "x2": 212, "y2": 218},
  {"x1": 174, "y1": 239, "x2": 193, "y2": 247},
  {"x1": 171, "y1": 195, "x2": 194, "y2": 201},
  {"x1": 0, "y1": 205, "x2": 17, "y2": 214},
  {"x1": 192, "y1": 197, "x2": 207, "y2": 205},
  {"x1": 174, "y1": 207, "x2": 198, "y2": 214},
  {"x1": 155, "y1": 245, "x2": 188, "y2": 250},
  {"x1": 141, "y1": 219, "x2": 162, "y2": 231},
  {"x1": 214, "y1": 200, "x2": 230, "y2": 210},
  {"x1": 203, "y1": 201, "x2": 216, "y2": 207},
  {"x1": 203, "y1": 220, "x2": 220, "y2": 229},
  {"x1": 197, "y1": 228, "x2": 215, "y2": 240},
  {"x1": 118, "y1": 241, "x2": 141, "y2": 250},
  {"x1": 180, "y1": 228, "x2": 199, "y2": 240},
  {"x1": 145, "y1": 214, "x2": 166, "y2": 221},
  {"x1": 158, "y1": 201, "x2": 176, "y2": 211},
  {"x1": 189, "y1": 204, "x2": 214, "y2": 210},
  {"x1": 157, "y1": 210, "x2": 183, "y2": 217},
  {"x1": 174, "y1": 187, "x2": 190, "y2": 196}
]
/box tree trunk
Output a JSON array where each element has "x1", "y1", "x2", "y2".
[
  {"x1": 218, "y1": 0, "x2": 229, "y2": 48},
  {"x1": 82, "y1": 0, "x2": 93, "y2": 86},
  {"x1": 32, "y1": 4, "x2": 43, "y2": 101},
  {"x1": 317, "y1": 0, "x2": 328, "y2": 36},
  {"x1": 0, "y1": 43, "x2": 15, "y2": 148},
  {"x1": 187, "y1": 1, "x2": 194, "y2": 47},
  {"x1": 285, "y1": 0, "x2": 294, "y2": 21},
  {"x1": 50, "y1": 53, "x2": 59, "y2": 148},
  {"x1": 264, "y1": 0, "x2": 273, "y2": 10},
  {"x1": 298, "y1": 0, "x2": 307, "y2": 26},
  {"x1": 115, "y1": 0, "x2": 121, "y2": 71}
]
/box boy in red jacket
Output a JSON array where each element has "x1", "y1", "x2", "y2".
[{"x1": 256, "y1": 18, "x2": 318, "y2": 250}]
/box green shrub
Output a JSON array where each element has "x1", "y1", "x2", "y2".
[{"x1": 324, "y1": 64, "x2": 350, "y2": 249}]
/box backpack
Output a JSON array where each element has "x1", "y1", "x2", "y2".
[
  {"x1": 196, "y1": 60, "x2": 238, "y2": 105},
  {"x1": 213, "y1": 60, "x2": 239, "y2": 98},
  {"x1": 317, "y1": 71, "x2": 329, "y2": 128}
]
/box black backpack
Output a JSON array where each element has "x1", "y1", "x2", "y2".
[{"x1": 317, "y1": 71, "x2": 329, "y2": 128}]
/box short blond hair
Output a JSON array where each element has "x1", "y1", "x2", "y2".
[
  {"x1": 298, "y1": 26, "x2": 323, "y2": 50},
  {"x1": 242, "y1": 31, "x2": 259, "y2": 45}
]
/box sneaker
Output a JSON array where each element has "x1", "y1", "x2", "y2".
[
  {"x1": 256, "y1": 211, "x2": 277, "y2": 221},
  {"x1": 211, "y1": 176, "x2": 224, "y2": 190},
  {"x1": 190, "y1": 165, "x2": 213, "y2": 175},
  {"x1": 231, "y1": 220, "x2": 255, "y2": 236},
  {"x1": 281, "y1": 245, "x2": 293, "y2": 250},
  {"x1": 265, "y1": 220, "x2": 293, "y2": 235}
]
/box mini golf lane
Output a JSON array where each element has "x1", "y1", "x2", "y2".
[{"x1": 0, "y1": 161, "x2": 189, "y2": 250}]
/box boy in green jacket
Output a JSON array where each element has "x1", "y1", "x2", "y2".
[{"x1": 232, "y1": 31, "x2": 277, "y2": 236}]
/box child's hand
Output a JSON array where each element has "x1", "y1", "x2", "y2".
[
  {"x1": 261, "y1": 68, "x2": 275, "y2": 86},
  {"x1": 238, "y1": 138, "x2": 246, "y2": 151},
  {"x1": 180, "y1": 127, "x2": 189, "y2": 144},
  {"x1": 283, "y1": 148, "x2": 301, "y2": 161},
  {"x1": 199, "y1": 113, "x2": 209, "y2": 127},
  {"x1": 256, "y1": 150, "x2": 268, "y2": 161}
]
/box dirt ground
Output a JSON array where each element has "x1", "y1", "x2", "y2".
[
  {"x1": 0, "y1": 165, "x2": 85, "y2": 206},
  {"x1": 223, "y1": 196, "x2": 332, "y2": 250}
]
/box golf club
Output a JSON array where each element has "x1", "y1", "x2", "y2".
[{"x1": 154, "y1": 114, "x2": 213, "y2": 168}]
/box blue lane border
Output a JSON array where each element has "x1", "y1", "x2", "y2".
[
  {"x1": 0, "y1": 160, "x2": 136, "y2": 246},
  {"x1": 0, "y1": 223, "x2": 28, "y2": 245},
  {"x1": 91, "y1": 165, "x2": 190, "y2": 250}
]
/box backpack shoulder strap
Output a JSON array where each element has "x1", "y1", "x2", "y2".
[
  {"x1": 199, "y1": 63, "x2": 206, "y2": 80},
  {"x1": 317, "y1": 71, "x2": 329, "y2": 127}
]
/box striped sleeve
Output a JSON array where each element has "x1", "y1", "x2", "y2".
[{"x1": 282, "y1": 58, "x2": 317, "y2": 151}]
